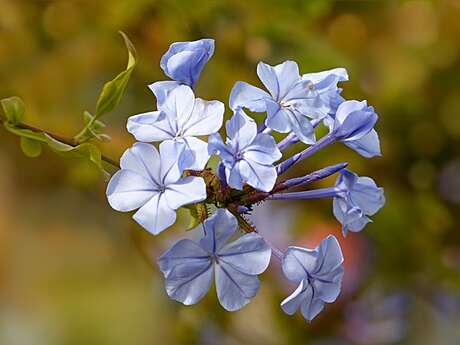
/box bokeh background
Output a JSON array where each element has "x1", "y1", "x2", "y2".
[{"x1": 1, "y1": 0, "x2": 460, "y2": 344}]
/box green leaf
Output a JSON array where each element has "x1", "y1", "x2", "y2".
[
  {"x1": 1, "y1": 96, "x2": 25, "y2": 125},
  {"x1": 20, "y1": 137, "x2": 42, "y2": 158},
  {"x1": 4, "y1": 123, "x2": 48, "y2": 142},
  {"x1": 94, "y1": 31, "x2": 137, "y2": 119},
  {"x1": 83, "y1": 111, "x2": 93, "y2": 125},
  {"x1": 44, "y1": 134, "x2": 110, "y2": 180}
]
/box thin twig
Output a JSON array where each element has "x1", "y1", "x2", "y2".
[{"x1": 1, "y1": 115, "x2": 120, "y2": 168}]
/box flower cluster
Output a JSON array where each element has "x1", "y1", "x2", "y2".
[{"x1": 106, "y1": 38, "x2": 385, "y2": 322}]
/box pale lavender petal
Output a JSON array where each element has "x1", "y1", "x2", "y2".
[
  {"x1": 163, "y1": 176, "x2": 207, "y2": 210},
  {"x1": 159, "y1": 85, "x2": 195, "y2": 132},
  {"x1": 106, "y1": 170, "x2": 157, "y2": 212},
  {"x1": 344, "y1": 129, "x2": 381, "y2": 158},
  {"x1": 300, "y1": 292, "x2": 325, "y2": 321},
  {"x1": 159, "y1": 140, "x2": 185, "y2": 185},
  {"x1": 282, "y1": 246, "x2": 317, "y2": 283},
  {"x1": 236, "y1": 158, "x2": 278, "y2": 192},
  {"x1": 120, "y1": 142, "x2": 161, "y2": 185},
  {"x1": 182, "y1": 98, "x2": 224, "y2": 136},
  {"x1": 148, "y1": 80, "x2": 181, "y2": 106},
  {"x1": 199, "y1": 209, "x2": 237, "y2": 253},
  {"x1": 164, "y1": 259, "x2": 213, "y2": 305},
  {"x1": 350, "y1": 176, "x2": 385, "y2": 215},
  {"x1": 226, "y1": 162, "x2": 245, "y2": 190},
  {"x1": 133, "y1": 193, "x2": 176, "y2": 235},
  {"x1": 158, "y1": 239, "x2": 210, "y2": 276},
  {"x1": 281, "y1": 280, "x2": 309, "y2": 315},
  {"x1": 226, "y1": 108, "x2": 257, "y2": 150},
  {"x1": 215, "y1": 261, "x2": 260, "y2": 311},
  {"x1": 243, "y1": 133, "x2": 282, "y2": 165},
  {"x1": 265, "y1": 100, "x2": 292, "y2": 133},
  {"x1": 218, "y1": 233, "x2": 271, "y2": 275},
  {"x1": 182, "y1": 136, "x2": 210, "y2": 170},
  {"x1": 208, "y1": 133, "x2": 234, "y2": 162},
  {"x1": 127, "y1": 111, "x2": 175, "y2": 142},
  {"x1": 229, "y1": 81, "x2": 270, "y2": 112}
]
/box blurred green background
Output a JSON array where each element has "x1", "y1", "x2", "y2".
[{"x1": 1, "y1": 0, "x2": 460, "y2": 344}]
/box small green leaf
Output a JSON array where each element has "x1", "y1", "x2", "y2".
[
  {"x1": 83, "y1": 111, "x2": 93, "y2": 125},
  {"x1": 20, "y1": 137, "x2": 42, "y2": 158},
  {"x1": 1, "y1": 96, "x2": 25, "y2": 125},
  {"x1": 94, "y1": 32, "x2": 137, "y2": 119},
  {"x1": 3, "y1": 123, "x2": 48, "y2": 142},
  {"x1": 44, "y1": 134, "x2": 110, "y2": 180},
  {"x1": 119, "y1": 31, "x2": 136, "y2": 70}
]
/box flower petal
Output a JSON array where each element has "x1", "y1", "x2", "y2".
[
  {"x1": 158, "y1": 239, "x2": 210, "y2": 276},
  {"x1": 218, "y1": 232, "x2": 271, "y2": 275},
  {"x1": 132, "y1": 193, "x2": 176, "y2": 235},
  {"x1": 300, "y1": 292, "x2": 325, "y2": 322},
  {"x1": 226, "y1": 162, "x2": 244, "y2": 190},
  {"x1": 199, "y1": 209, "x2": 237, "y2": 253},
  {"x1": 282, "y1": 246, "x2": 318, "y2": 283},
  {"x1": 312, "y1": 270, "x2": 343, "y2": 303},
  {"x1": 181, "y1": 136, "x2": 210, "y2": 170},
  {"x1": 226, "y1": 108, "x2": 257, "y2": 150},
  {"x1": 243, "y1": 133, "x2": 282, "y2": 165},
  {"x1": 164, "y1": 259, "x2": 213, "y2": 305},
  {"x1": 334, "y1": 100, "x2": 377, "y2": 142},
  {"x1": 163, "y1": 176, "x2": 207, "y2": 210},
  {"x1": 159, "y1": 85, "x2": 195, "y2": 133},
  {"x1": 106, "y1": 170, "x2": 157, "y2": 212},
  {"x1": 182, "y1": 98, "x2": 224, "y2": 136},
  {"x1": 344, "y1": 129, "x2": 381, "y2": 158},
  {"x1": 159, "y1": 140, "x2": 185, "y2": 185},
  {"x1": 265, "y1": 100, "x2": 292, "y2": 133},
  {"x1": 127, "y1": 111, "x2": 175, "y2": 142},
  {"x1": 281, "y1": 279, "x2": 309, "y2": 315},
  {"x1": 237, "y1": 158, "x2": 278, "y2": 192},
  {"x1": 314, "y1": 235, "x2": 344, "y2": 276},
  {"x1": 208, "y1": 133, "x2": 235, "y2": 162},
  {"x1": 215, "y1": 261, "x2": 260, "y2": 311},
  {"x1": 286, "y1": 109, "x2": 316, "y2": 145},
  {"x1": 257, "y1": 61, "x2": 300, "y2": 100},
  {"x1": 120, "y1": 142, "x2": 161, "y2": 185},
  {"x1": 148, "y1": 80, "x2": 181, "y2": 106},
  {"x1": 229, "y1": 81, "x2": 270, "y2": 112},
  {"x1": 350, "y1": 176, "x2": 385, "y2": 215}
]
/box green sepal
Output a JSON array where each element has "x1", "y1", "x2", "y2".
[
  {"x1": 185, "y1": 203, "x2": 209, "y2": 231},
  {"x1": 20, "y1": 137, "x2": 42, "y2": 158},
  {"x1": 1, "y1": 96, "x2": 25, "y2": 125}
]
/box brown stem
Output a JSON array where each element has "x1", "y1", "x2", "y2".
[{"x1": 1, "y1": 115, "x2": 120, "y2": 168}]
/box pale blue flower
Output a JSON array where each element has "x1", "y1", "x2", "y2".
[
  {"x1": 230, "y1": 63, "x2": 347, "y2": 144},
  {"x1": 127, "y1": 85, "x2": 224, "y2": 170},
  {"x1": 333, "y1": 170, "x2": 385, "y2": 236},
  {"x1": 344, "y1": 129, "x2": 381, "y2": 158},
  {"x1": 331, "y1": 100, "x2": 378, "y2": 144},
  {"x1": 300, "y1": 67, "x2": 348, "y2": 119},
  {"x1": 160, "y1": 38, "x2": 214, "y2": 87},
  {"x1": 158, "y1": 209, "x2": 271, "y2": 311},
  {"x1": 106, "y1": 141, "x2": 206, "y2": 235},
  {"x1": 281, "y1": 235, "x2": 344, "y2": 322},
  {"x1": 208, "y1": 108, "x2": 282, "y2": 192},
  {"x1": 323, "y1": 97, "x2": 381, "y2": 158}
]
